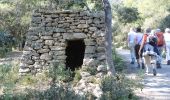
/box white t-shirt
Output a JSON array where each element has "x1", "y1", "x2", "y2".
[
  {"x1": 164, "y1": 33, "x2": 170, "y2": 42},
  {"x1": 135, "y1": 32, "x2": 143, "y2": 45},
  {"x1": 128, "y1": 31, "x2": 136, "y2": 44}
]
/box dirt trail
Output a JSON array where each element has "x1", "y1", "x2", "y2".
[
  {"x1": 117, "y1": 48, "x2": 170, "y2": 100},
  {"x1": 0, "y1": 51, "x2": 22, "y2": 65}
]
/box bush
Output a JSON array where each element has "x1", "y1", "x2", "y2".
[
  {"x1": 0, "y1": 85, "x2": 88, "y2": 100},
  {"x1": 72, "y1": 69, "x2": 82, "y2": 85},
  {"x1": 82, "y1": 67, "x2": 97, "y2": 75},
  {"x1": 114, "y1": 6, "x2": 140, "y2": 24},
  {"x1": 100, "y1": 74, "x2": 139, "y2": 100},
  {"x1": 48, "y1": 63, "x2": 73, "y2": 83},
  {"x1": 0, "y1": 63, "x2": 19, "y2": 85},
  {"x1": 159, "y1": 14, "x2": 170, "y2": 31},
  {"x1": 112, "y1": 49, "x2": 125, "y2": 72},
  {"x1": 0, "y1": 32, "x2": 15, "y2": 57}
]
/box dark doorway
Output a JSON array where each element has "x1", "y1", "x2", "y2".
[{"x1": 66, "y1": 40, "x2": 85, "y2": 71}]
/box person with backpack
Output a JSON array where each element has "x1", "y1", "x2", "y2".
[
  {"x1": 163, "y1": 28, "x2": 170, "y2": 65},
  {"x1": 155, "y1": 29, "x2": 165, "y2": 68},
  {"x1": 127, "y1": 27, "x2": 136, "y2": 64},
  {"x1": 138, "y1": 28, "x2": 158, "y2": 76}
]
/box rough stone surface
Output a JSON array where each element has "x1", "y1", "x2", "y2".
[
  {"x1": 20, "y1": 10, "x2": 106, "y2": 75},
  {"x1": 19, "y1": 10, "x2": 107, "y2": 99}
]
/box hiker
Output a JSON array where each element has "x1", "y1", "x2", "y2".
[
  {"x1": 163, "y1": 28, "x2": 170, "y2": 65},
  {"x1": 155, "y1": 29, "x2": 165, "y2": 68},
  {"x1": 134, "y1": 27, "x2": 143, "y2": 68},
  {"x1": 139, "y1": 29, "x2": 158, "y2": 76},
  {"x1": 127, "y1": 27, "x2": 136, "y2": 64}
]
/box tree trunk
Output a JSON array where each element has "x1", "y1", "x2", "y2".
[{"x1": 102, "y1": 0, "x2": 115, "y2": 75}]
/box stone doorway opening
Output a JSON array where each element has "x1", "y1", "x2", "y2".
[{"x1": 66, "y1": 40, "x2": 85, "y2": 71}]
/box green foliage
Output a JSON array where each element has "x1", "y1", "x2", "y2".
[
  {"x1": 0, "y1": 63, "x2": 19, "y2": 85},
  {"x1": 73, "y1": 69, "x2": 82, "y2": 84},
  {"x1": 82, "y1": 67, "x2": 97, "y2": 75},
  {"x1": 48, "y1": 63, "x2": 73, "y2": 83},
  {"x1": 0, "y1": 32, "x2": 15, "y2": 57},
  {"x1": 0, "y1": 85, "x2": 88, "y2": 100},
  {"x1": 100, "y1": 74, "x2": 139, "y2": 100},
  {"x1": 112, "y1": 49, "x2": 125, "y2": 72},
  {"x1": 18, "y1": 75, "x2": 38, "y2": 85},
  {"x1": 114, "y1": 6, "x2": 140, "y2": 24},
  {"x1": 0, "y1": 62, "x2": 20, "y2": 97},
  {"x1": 159, "y1": 14, "x2": 170, "y2": 31}
]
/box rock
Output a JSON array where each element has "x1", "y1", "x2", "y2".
[
  {"x1": 20, "y1": 63, "x2": 28, "y2": 69},
  {"x1": 92, "y1": 84, "x2": 103, "y2": 98},
  {"x1": 77, "y1": 24, "x2": 88, "y2": 28},
  {"x1": 89, "y1": 27, "x2": 97, "y2": 32},
  {"x1": 63, "y1": 33, "x2": 87, "y2": 39},
  {"x1": 54, "y1": 28, "x2": 66, "y2": 32},
  {"x1": 37, "y1": 49, "x2": 50, "y2": 53},
  {"x1": 85, "y1": 46, "x2": 96, "y2": 53},
  {"x1": 96, "y1": 47, "x2": 105, "y2": 52},
  {"x1": 53, "y1": 33, "x2": 60, "y2": 37},
  {"x1": 27, "y1": 36, "x2": 39, "y2": 41},
  {"x1": 45, "y1": 40, "x2": 54, "y2": 45},
  {"x1": 41, "y1": 36, "x2": 53, "y2": 40},
  {"x1": 84, "y1": 39, "x2": 96, "y2": 46},
  {"x1": 80, "y1": 72, "x2": 91, "y2": 78},
  {"x1": 40, "y1": 53, "x2": 52, "y2": 60},
  {"x1": 19, "y1": 68, "x2": 30, "y2": 73},
  {"x1": 50, "y1": 46, "x2": 65, "y2": 50},
  {"x1": 32, "y1": 42, "x2": 43, "y2": 50},
  {"x1": 83, "y1": 58, "x2": 98, "y2": 67},
  {"x1": 73, "y1": 33, "x2": 87, "y2": 39},
  {"x1": 97, "y1": 65, "x2": 106, "y2": 72}
]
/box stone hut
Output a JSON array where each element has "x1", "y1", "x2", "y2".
[{"x1": 19, "y1": 9, "x2": 106, "y2": 74}]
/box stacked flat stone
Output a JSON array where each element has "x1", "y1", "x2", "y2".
[{"x1": 19, "y1": 9, "x2": 106, "y2": 74}]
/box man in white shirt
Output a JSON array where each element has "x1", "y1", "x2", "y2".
[
  {"x1": 127, "y1": 27, "x2": 136, "y2": 64},
  {"x1": 164, "y1": 28, "x2": 170, "y2": 65}
]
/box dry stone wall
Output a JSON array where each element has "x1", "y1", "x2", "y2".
[{"x1": 19, "y1": 9, "x2": 106, "y2": 74}]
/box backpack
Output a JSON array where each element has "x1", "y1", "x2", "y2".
[
  {"x1": 156, "y1": 32, "x2": 164, "y2": 46},
  {"x1": 147, "y1": 35, "x2": 157, "y2": 46}
]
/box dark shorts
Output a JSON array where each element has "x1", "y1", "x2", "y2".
[{"x1": 135, "y1": 44, "x2": 142, "y2": 59}]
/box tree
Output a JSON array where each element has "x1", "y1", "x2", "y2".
[{"x1": 102, "y1": 0, "x2": 115, "y2": 75}]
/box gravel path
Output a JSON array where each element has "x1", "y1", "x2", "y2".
[
  {"x1": 116, "y1": 48, "x2": 170, "y2": 100},
  {"x1": 0, "y1": 51, "x2": 22, "y2": 65}
]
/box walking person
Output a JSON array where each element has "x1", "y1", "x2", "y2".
[
  {"x1": 127, "y1": 27, "x2": 136, "y2": 64},
  {"x1": 134, "y1": 27, "x2": 143, "y2": 68},
  {"x1": 139, "y1": 28, "x2": 158, "y2": 76},
  {"x1": 155, "y1": 29, "x2": 165, "y2": 68},
  {"x1": 163, "y1": 28, "x2": 170, "y2": 65}
]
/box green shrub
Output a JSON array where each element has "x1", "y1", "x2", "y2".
[
  {"x1": 82, "y1": 67, "x2": 97, "y2": 75},
  {"x1": 73, "y1": 69, "x2": 82, "y2": 85},
  {"x1": 48, "y1": 63, "x2": 73, "y2": 83},
  {"x1": 0, "y1": 32, "x2": 15, "y2": 57},
  {"x1": 0, "y1": 63, "x2": 19, "y2": 85},
  {"x1": 0, "y1": 85, "x2": 88, "y2": 100},
  {"x1": 112, "y1": 49, "x2": 125, "y2": 72},
  {"x1": 100, "y1": 74, "x2": 139, "y2": 100}
]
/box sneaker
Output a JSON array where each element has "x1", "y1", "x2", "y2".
[
  {"x1": 153, "y1": 69, "x2": 157, "y2": 76},
  {"x1": 142, "y1": 63, "x2": 145, "y2": 69}
]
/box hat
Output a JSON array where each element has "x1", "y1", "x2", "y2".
[{"x1": 156, "y1": 29, "x2": 161, "y2": 32}]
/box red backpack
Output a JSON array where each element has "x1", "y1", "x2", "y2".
[{"x1": 156, "y1": 32, "x2": 164, "y2": 46}]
